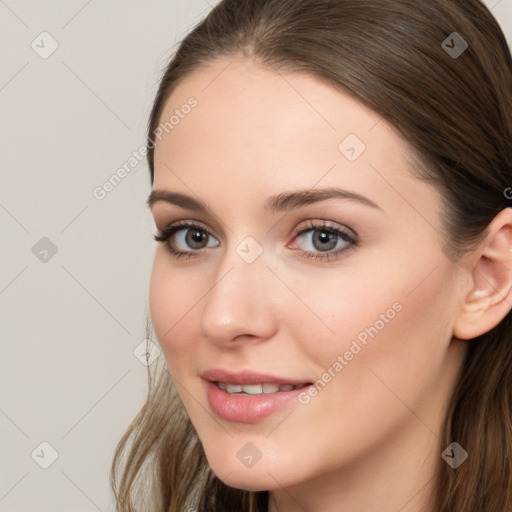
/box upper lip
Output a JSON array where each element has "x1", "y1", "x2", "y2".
[{"x1": 201, "y1": 368, "x2": 312, "y2": 386}]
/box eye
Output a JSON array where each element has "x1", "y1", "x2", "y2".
[
  {"x1": 154, "y1": 221, "x2": 219, "y2": 258},
  {"x1": 289, "y1": 219, "x2": 357, "y2": 261},
  {"x1": 154, "y1": 219, "x2": 357, "y2": 261}
]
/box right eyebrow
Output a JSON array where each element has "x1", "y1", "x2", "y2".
[{"x1": 147, "y1": 190, "x2": 209, "y2": 214}]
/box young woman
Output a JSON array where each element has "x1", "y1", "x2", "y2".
[{"x1": 111, "y1": 1, "x2": 512, "y2": 510}]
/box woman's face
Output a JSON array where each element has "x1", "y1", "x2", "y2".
[{"x1": 149, "y1": 57, "x2": 467, "y2": 496}]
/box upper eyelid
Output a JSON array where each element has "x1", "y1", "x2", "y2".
[
  {"x1": 158, "y1": 218, "x2": 353, "y2": 234},
  {"x1": 293, "y1": 219, "x2": 357, "y2": 239},
  {"x1": 158, "y1": 219, "x2": 211, "y2": 234}
]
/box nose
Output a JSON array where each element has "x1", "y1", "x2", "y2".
[{"x1": 199, "y1": 244, "x2": 278, "y2": 348}]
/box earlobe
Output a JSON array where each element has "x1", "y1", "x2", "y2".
[{"x1": 453, "y1": 208, "x2": 512, "y2": 340}]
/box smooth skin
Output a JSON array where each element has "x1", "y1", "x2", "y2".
[{"x1": 148, "y1": 57, "x2": 512, "y2": 512}]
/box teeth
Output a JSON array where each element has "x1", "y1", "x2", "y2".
[
  {"x1": 240, "y1": 384, "x2": 263, "y2": 395},
  {"x1": 218, "y1": 382, "x2": 298, "y2": 394},
  {"x1": 262, "y1": 383, "x2": 280, "y2": 393}
]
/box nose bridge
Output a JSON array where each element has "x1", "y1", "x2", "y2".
[{"x1": 200, "y1": 236, "x2": 277, "y2": 344}]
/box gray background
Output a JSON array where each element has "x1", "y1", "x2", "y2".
[{"x1": 1, "y1": 1, "x2": 511, "y2": 510}]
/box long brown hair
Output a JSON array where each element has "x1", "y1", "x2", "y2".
[{"x1": 111, "y1": 1, "x2": 512, "y2": 510}]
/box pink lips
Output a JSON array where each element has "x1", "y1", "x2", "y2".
[{"x1": 201, "y1": 369, "x2": 312, "y2": 424}]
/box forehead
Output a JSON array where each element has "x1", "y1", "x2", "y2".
[
  {"x1": 155, "y1": 56, "x2": 385, "y2": 155},
  {"x1": 152, "y1": 57, "x2": 429, "y2": 217}
]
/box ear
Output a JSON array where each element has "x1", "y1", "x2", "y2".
[{"x1": 453, "y1": 208, "x2": 512, "y2": 340}]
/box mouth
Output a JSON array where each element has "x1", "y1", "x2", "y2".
[{"x1": 201, "y1": 369, "x2": 314, "y2": 423}]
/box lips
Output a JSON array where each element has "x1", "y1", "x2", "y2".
[{"x1": 201, "y1": 368, "x2": 313, "y2": 423}]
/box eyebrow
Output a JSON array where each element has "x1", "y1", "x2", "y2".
[{"x1": 147, "y1": 187, "x2": 382, "y2": 214}]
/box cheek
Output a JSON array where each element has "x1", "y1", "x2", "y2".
[
  {"x1": 149, "y1": 254, "x2": 202, "y2": 371},
  {"x1": 261, "y1": 260, "x2": 456, "y2": 472},
  {"x1": 284, "y1": 250, "x2": 455, "y2": 401},
  {"x1": 273, "y1": 266, "x2": 402, "y2": 371}
]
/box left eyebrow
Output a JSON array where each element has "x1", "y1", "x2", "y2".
[
  {"x1": 263, "y1": 187, "x2": 383, "y2": 213},
  {"x1": 146, "y1": 187, "x2": 382, "y2": 213}
]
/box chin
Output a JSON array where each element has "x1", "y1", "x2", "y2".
[
  {"x1": 205, "y1": 450, "x2": 301, "y2": 492},
  {"x1": 214, "y1": 469, "x2": 274, "y2": 492}
]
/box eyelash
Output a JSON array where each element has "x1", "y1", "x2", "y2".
[{"x1": 153, "y1": 219, "x2": 358, "y2": 261}]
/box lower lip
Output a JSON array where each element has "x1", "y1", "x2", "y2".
[{"x1": 204, "y1": 380, "x2": 310, "y2": 424}]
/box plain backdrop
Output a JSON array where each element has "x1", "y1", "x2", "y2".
[{"x1": 1, "y1": 1, "x2": 511, "y2": 510}]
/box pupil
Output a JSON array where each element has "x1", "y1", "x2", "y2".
[
  {"x1": 187, "y1": 229, "x2": 206, "y2": 248},
  {"x1": 313, "y1": 230, "x2": 337, "y2": 251}
]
